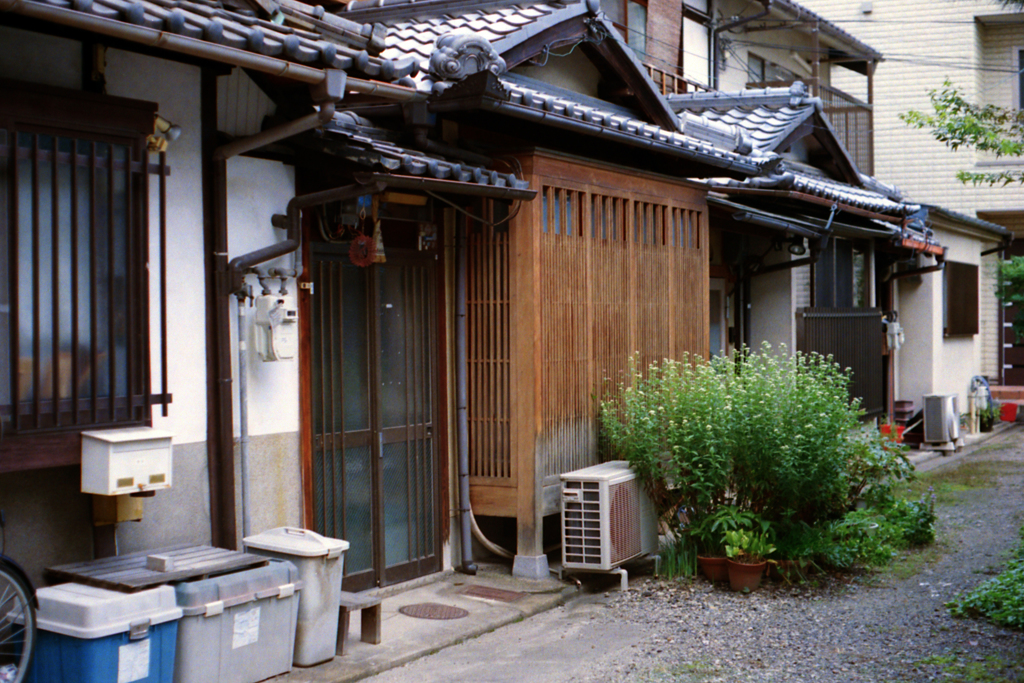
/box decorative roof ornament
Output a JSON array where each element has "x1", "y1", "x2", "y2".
[{"x1": 428, "y1": 32, "x2": 506, "y2": 82}]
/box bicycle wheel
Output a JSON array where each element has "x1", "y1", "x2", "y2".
[{"x1": 0, "y1": 562, "x2": 35, "y2": 683}]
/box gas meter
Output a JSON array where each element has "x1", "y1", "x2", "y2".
[{"x1": 254, "y1": 294, "x2": 298, "y2": 361}]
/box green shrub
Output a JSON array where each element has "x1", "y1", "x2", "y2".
[
  {"x1": 600, "y1": 344, "x2": 863, "y2": 535},
  {"x1": 886, "y1": 494, "x2": 937, "y2": 546},
  {"x1": 598, "y1": 353, "x2": 733, "y2": 535},
  {"x1": 726, "y1": 346, "x2": 860, "y2": 525}
]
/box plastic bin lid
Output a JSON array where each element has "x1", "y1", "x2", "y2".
[
  {"x1": 243, "y1": 527, "x2": 349, "y2": 559},
  {"x1": 174, "y1": 558, "x2": 302, "y2": 617},
  {"x1": 35, "y1": 583, "x2": 182, "y2": 640}
]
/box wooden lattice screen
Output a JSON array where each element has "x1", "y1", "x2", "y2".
[
  {"x1": 467, "y1": 221, "x2": 512, "y2": 480},
  {"x1": 535, "y1": 177, "x2": 708, "y2": 480},
  {"x1": 466, "y1": 154, "x2": 709, "y2": 509}
]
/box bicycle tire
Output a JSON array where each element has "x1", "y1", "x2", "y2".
[{"x1": 0, "y1": 561, "x2": 35, "y2": 683}]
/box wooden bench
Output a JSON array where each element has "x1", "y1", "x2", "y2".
[{"x1": 337, "y1": 591, "x2": 383, "y2": 655}]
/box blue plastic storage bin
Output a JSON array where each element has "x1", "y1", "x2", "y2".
[{"x1": 27, "y1": 583, "x2": 182, "y2": 683}]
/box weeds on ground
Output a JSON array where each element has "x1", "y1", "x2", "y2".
[
  {"x1": 947, "y1": 525, "x2": 1024, "y2": 630},
  {"x1": 914, "y1": 653, "x2": 1024, "y2": 682},
  {"x1": 903, "y1": 462, "x2": 1024, "y2": 500}
]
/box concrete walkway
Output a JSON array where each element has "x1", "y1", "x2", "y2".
[
  {"x1": 907, "y1": 420, "x2": 1020, "y2": 474},
  {"x1": 275, "y1": 563, "x2": 576, "y2": 683},
  {"x1": 275, "y1": 421, "x2": 1022, "y2": 683}
]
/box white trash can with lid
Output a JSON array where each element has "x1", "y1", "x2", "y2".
[{"x1": 243, "y1": 527, "x2": 349, "y2": 666}]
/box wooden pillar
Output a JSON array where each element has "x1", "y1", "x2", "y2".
[{"x1": 511, "y1": 170, "x2": 545, "y2": 578}]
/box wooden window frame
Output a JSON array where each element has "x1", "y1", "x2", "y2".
[
  {"x1": 0, "y1": 79, "x2": 167, "y2": 472},
  {"x1": 944, "y1": 260, "x2": 979, "y2": 337}
]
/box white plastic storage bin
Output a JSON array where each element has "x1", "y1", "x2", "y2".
[
  {"x1": 27, "y1": 583, "x2": 182, "y2": 683},
  {"x1": 172, "y1": 559, "x2": 301, "y2": 683},
  {"x1": 243, "y1": 527, "x2": 349, "y2": 666}
]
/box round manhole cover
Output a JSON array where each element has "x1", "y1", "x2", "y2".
[{"x1": 398, "y1": 603, "x2": 469, "y2": 620}]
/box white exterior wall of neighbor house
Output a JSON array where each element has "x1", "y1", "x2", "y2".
[
  {"x1": 798, "y1": 0, "x2": 1023, "y2": 217},
  {"x1": 895, "y1": 228, "x2": 986, "y2": 416},
  {"x1": 0, "y1": 29, "x2": 302, "y2": 580},
  {"x1": 715, "y1": 1, "x2": 829, "y2": 93}
]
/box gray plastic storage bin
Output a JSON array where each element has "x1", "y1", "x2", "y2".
[
  {"x1": 243, "y1": 527, "x2": 349, "y2": 666},
  {"x1": 172, "y1": 559, "x2": 301, "y2": 683}
]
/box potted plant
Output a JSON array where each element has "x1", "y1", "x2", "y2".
[
  {"x1": 724, "y1": 529, "x2": 776, "y2": 592},
  {"x1": 979, "y1": 402, "x2": 1000, "y2": 432},
  {"x1": 690, "y1": 506, "x2": 767, "y2": 582}
]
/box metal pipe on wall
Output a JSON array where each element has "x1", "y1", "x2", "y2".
[{"x1": 455, "y1": 219, "x2": 477, "y2": 575}]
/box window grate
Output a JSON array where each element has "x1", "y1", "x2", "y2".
[{"x1": 1, "y1": 89, "x2": 170, "y2": 440}]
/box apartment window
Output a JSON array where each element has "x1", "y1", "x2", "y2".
[
  {"x1": 682, "y1": 0, "x2": 710, "y2": 86},
  {"x1": 1, "y1": 81, "x2": 167, "y2": 443},
  {"x1": 748, "y1": 54, "x2": 766, "y2": 83},
  {"x1": 1018, "y1": 49, "x2": 1023, "y2": 109},
  {"x1": 747, "y1": 52, "x2": 798, "y2": 86},
  {"x1": 604, "y1": 0, "x2": 648, "y2": 55},
  {"x1": 944, "y1": 261, "x2": 979, "y2": 336}
]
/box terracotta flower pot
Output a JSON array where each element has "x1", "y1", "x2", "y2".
[
  {"x1": 697, "y1": 556, "x2": 729, "y2": 583},
  {"x1": 727, "y1": 559, "x2": 766, "y2": 592}
]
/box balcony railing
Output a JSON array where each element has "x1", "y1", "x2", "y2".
[
  {"x1": 819, "y1": 84, "x2": 874, "y2": 176},
  {"x1": 748, "y1": 80, "x2": 874, "y2": 175},
  {"x1": 644, "y1": 63, "x2": 712, "y2": 96}
]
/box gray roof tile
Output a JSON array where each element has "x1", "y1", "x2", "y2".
[
  {"x1": 12, "y1": 0, "x2": 422, "y2": 80},
  {"x1": 324, "y1": 117, "x2": 531, "y2": 189},
  {"x1": 477, "y1": 78, "x2": 769, "y2": 175}
]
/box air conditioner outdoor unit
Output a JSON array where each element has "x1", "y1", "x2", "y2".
[
  {"x1": 561, "y1": 461, "x2": 658, "y2": 581},
  {"x1": 924, "y1": 393, "x2": 960, "y2": 445}
]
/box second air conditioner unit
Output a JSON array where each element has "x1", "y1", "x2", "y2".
[
  {"x1": 923, "y1": 393, "x2": 960, "y2": 444},
  {"x1": 561, "y1": 461, "x2": 658, "y2": 573}
]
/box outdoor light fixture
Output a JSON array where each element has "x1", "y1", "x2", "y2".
[
  {"x1": 787, "y1": 237, "x2": 807, "y2": 255},
  {"x1": 148, "y1": 115, "x2": 182, "y2": 152}
]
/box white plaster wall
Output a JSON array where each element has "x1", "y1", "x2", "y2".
[
  {"x1": 749, "y1": 250, "x2": 796, "y2": 351},
  {"x1": 225, "y1": 156, "x2": 300, "y2": 437},
  {"x1": 100, "y1": 49, "x2": 211, "y2": 446},
  {"x1": 895, "y1": 228, "x2": 986, "y2": 412}
]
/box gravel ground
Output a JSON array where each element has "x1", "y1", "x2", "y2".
[
  {"x1": 592, "y1": 426, "x2": 1024, "y2": 683},
  {"x1": 367, "y1": 427, "x2": 1024, "y2": 683}
]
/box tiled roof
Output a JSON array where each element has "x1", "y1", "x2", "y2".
[
  {"x1": 712, "y1": 170, "x2": 920, "y2": 217},
  {"x1": 366, "y1": 0, "x2": 585, "y2": 87},
  {"x1": 324, "y1": 113, "x2": 531, "y2": 189},
  {"x1": 669, "y1": 83, "x2": 816, "y2": 155},
  {"x1": 1, "y1": 0, "x2": 420, "y2": 80},
  {"x1": 478, "y1": 76, "x2": 771, "y2": 175}
]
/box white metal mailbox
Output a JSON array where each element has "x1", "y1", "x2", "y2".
[{"x1": 81, "y1": 427, "x2": 174, "y2": 496}]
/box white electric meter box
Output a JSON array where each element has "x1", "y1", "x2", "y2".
[
  {"x1": 81, "y1": 427, "x2": 174, "y2": 496},
  {"x1": 254, "y1": 294, "x2": 298, "y2": 361}
]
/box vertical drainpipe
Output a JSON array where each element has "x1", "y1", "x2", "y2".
[
  {"x1": 204, "y1": 68, "x2": 238, "y2": 550},
  {"x1": 455, "y1": 219, "x2": 477, "y2": 575}
]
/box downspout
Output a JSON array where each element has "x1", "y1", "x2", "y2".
[
  {"x1": 216, "y1": 73, "x2": 349, "y2": 538},
  {"x1": 455, "y1": 220, "x2": 478, "y2": 575},
  {"x1": 712, "y1": 0, "x2": 772, "y2": 90}
]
